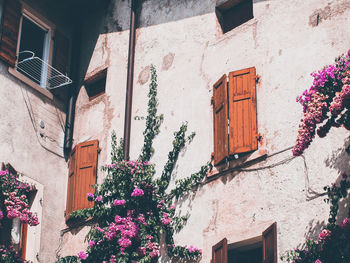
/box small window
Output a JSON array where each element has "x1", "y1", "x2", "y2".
[
  {"x1": 17, "y1": 14, "x2": 51, "y2": 87},
  {"x1": 216, "y1": 0, "x2": 253, "y2": 33},
  {"x1": 211, "y1": 223, "x2": 277, "y2": 263},
  {"x1": 84, "y1": 68, "x2": 107, "y2": 100}
]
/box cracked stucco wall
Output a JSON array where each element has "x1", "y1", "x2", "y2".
[{"x1": 62, "y1": 0, "x2": 350, "y2": 261}]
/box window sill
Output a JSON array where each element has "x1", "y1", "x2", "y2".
[
  {"x1": 8, "y1": 67, "x2": 54, "y2": 100},
  {"x1": 206, "y1": 148, "x2": 268, "y2": 182}
]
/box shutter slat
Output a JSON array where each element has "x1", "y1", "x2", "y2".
[
  {"x1": 228, "y1": 67, "x2": 257, "y2": 154},
  {"x1": 0, "y1": 0, "x2": 21, "y2": 67},
  {"x1": 263, "y1": 222, "x2": 277, "y2": 263},
  {"x1": 213, "y1": 74, "x2": 229, "y2": 166},
  {"x1": 212, "y1": 238, "x2": 228, "y2": 263},
  {"x1": 66, "y1": 148, "x2": 76, "y2": 218}
]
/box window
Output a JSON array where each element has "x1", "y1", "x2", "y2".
[
  {"x1": 216, "y1": 0, "x2": 253, "y2": 33},
  {"x1": 66, "y1": 140, "x2": 99, "y2": 221},
  {"x1": 211, "y1": 223, "x2": 277, "y2": 263},
  {"x1": 212, "y1": 67, "x2": 257, "y2": 166},
  {"x1": 84, "y1": 67, "x2": 107, "y2": 100},
  {"x1": 0, "y1": 0, "x2": 71, "y2": 93}
]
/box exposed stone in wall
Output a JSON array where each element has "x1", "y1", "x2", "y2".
[
  {"x1": 162, "y1": 53, "x2": 175, "y2": 71},
  {"x1": 138, "y1": 65, "x2": 150, "y2": 85},
  {"x1": 309, "y1": 0, "x2": 350, "y2": 27}
]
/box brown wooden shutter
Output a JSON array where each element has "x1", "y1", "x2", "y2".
[
  {"x1": 262, "y1": 222, "x2": 277, "y2": 263},
  {"x1": 74, "y1": 140, "x2": 98, "y2": 211},
  {"x1": 213, "y1": 74, "x2": 229, "y2": 165},
  {"x1": 66, "y1": 147, "x2": 76, "y2": 218},
  {"x1": 53, "y1": 30, "x2": 70, "y2": 75},
  {"x1": 20, "y1": 223, "x2": 28, "y2": 259},
  {"x1": 0, "y1": 0, "x2": 21, "y2": 67},
  {"x1": 65, "y1": 140, "x2": 98, "y2": 220},
  {"x1": 212, "y1": 238, "x2": 228, "y2": 263},
  {"x1": 228, "y1": 67, "x2": 257, "y2": 154}
]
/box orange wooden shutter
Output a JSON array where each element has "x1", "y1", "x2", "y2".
[
  {"x1": 213, "y1": 74, "x2": 229, "y2": 165},
  {"x1": 53, "y1": 30, "x2": 70, "y2": 75},
  {"x1": 212, "y1": 238, "x2": 228, "y2": 263},
  {"x1": 228, "y1": 67, "x2": 257, "y2": 154},
  {"x1": 66, "y1": 147, "x2": 76, "y2": 218},
  {"x1": 74, "y1": 140, "x2": 98, "y2": 211},
  {"x1": 20, "y1": 223, "x2": 28, "y2": 259},
  {"x1": 262, "y1": 222, "x2": 277, "y2": 263},
  {"x1": 0, "y1": 0, "x2": 21, "y2": 67}
]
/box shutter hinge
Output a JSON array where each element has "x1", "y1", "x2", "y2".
[
  {"x1": 211, "y1": 96, "x2": 214, "y2": 105},
  {"x1": 211, "y1": 152, "x2": 214, "y2": 160},
  {"x1": 257, "y1": 133, "x2": 263, "y2": 142},
  {"x1": 98, "y1": 147, "x2": 102, "y2": 153}
]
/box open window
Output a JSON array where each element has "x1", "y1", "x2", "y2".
[
  {"x1": 66, "y1": 140, "x2": 99, "y2": 221},
  {"x1": 84, "y1": 67, "x2": 107, "y2": 100},
  {"x1": 216, "y1": 0, "x2": 254, "y2": 33},
  {"x1": 0, "y1": 0, "x2": 71, "y2": 94},
  {"x1": 211, "y1": 223, "x2": 277, "y2": 263},
  {"x1": 212, "y1": 67, "x2": 257, "y2": 166}
]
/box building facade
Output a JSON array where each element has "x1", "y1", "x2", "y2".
[{"x1": 0, "y1": 0, "x2": 349, "y2": 262}]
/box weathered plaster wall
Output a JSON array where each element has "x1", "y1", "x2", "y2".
[
  {"x1": 65, "y1": 0, "x2": 350, "y2": 261},
  {"x1": 0, "y1": 0, "x2": 82, "y2": 261}
]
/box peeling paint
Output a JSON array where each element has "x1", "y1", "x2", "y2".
[
  {"x1": 309, "y1": 0, "x2": 350, "y2": 27},
  {"x1": 162, "y1": 53, "x2": 175, "y2": 71},
  {"x1": 138, "y1": 66, "x2": 150, "y2": 85}
]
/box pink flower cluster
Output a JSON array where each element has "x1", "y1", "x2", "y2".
[
  {"x1": 186, "y1": 245, "x2": 201, "y2": 253},
  {"x1": 113, "y1": 199, "x2": 126, "y2": 206},
  {"x1": 161, "y1": 212, "x2": 172, "y2": 225},
  {"x1": 339, "y1": 217, "x2": 350, "y2": 228},
  {"x1": 146, "y1": 241, "x2": 160, "y2": 258},
  {"x1": 4, "y1": 192, "x2": 39, "y2": 226},
  {"x1": 293, "y1": 93, "x2": 328, "y2": 156},
  {"x1": 131, "y1": 186, "x2": 144, "y2": 197},
  {"x1": 78, "y1": 251, "x2": 88, "y2": 260},
  {"x1": 318, "y1": 229, "x2": 331, "y2": 242}
]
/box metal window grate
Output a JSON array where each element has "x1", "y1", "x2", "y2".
[{"x1": 16, "y1": 51, "x2": 72, "y2": 89}]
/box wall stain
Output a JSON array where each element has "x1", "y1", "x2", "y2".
[
  {"x1": 309, "y1": 1, "x2": 350, "y2": 27},
  {"x1": 253, "y1": 20, "x2": 258, "y2": 49},
  {"x1": 138, "y1": 65, "x2": 150, "y2": 85},
  {"x1": 161, "y1": 53, "x2": 175, "y2": 71}
]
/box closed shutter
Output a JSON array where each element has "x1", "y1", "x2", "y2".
[
  {"x1": 0, "y1": 0, "x2": 21, "y2": 67},
  {"x1": 262, "y1": 222, "x2": 277, "y2": 263},
  {"x1": 228, "y1": 67, "x2": 257, "y2": 154},
  {"x1": 65, "y1": 147, "x2": 76, "y2": 218},
  {"x1": 212, "y1": 238, "x2": 228, "y2": 263},
  {"x1": 213, "y1": 74, "x2": 229, "y2": 165},
  {"x1": 66, "y1": 140, "x2": 98, "y2": 220},
  {"x1": 74, "y1": 140, "x2": 98, "y2": 211},
  {"x1": 53, "y1": 30, "x2": 70, "y2": 75}
]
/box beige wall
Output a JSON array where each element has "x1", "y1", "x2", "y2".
[{"x1": 63, "y1": 0, "x2": 350, "y2": 261}]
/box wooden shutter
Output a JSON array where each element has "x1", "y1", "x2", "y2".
[
  {"x1": 212, "y1": 238, "x2": 228, "y2": 263},
  {"x1": 262, "y1": 222, "x2": 277, "y2": 263},
  {"x1": 20, "y1": 223, "x2": 28, "y2": 259},
  {"x1": 53, "y1": 30, "x2": 70, "y2": 75},
  {"x1": 74, "y1": 140, "x2": 98, "y2": 211},
  {"x1": 228, "y1": 67, "x2": 257, "y2": 154},
  {"x1": 66, "y1": 140, "x2": 98, "y2": 220},
  {"x1": 0, "y1": 0, "x2": 21, "y2": 67},
  {"x1": 213, "y1": 74, "x2": 229, "y2": 165}
]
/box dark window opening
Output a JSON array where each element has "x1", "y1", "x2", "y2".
[
  {"x1": 85, "y1": 68, "x2": 107, "y2": 100},
  {"x1": 216, "y1": 0, "x2": 253, "y2": 33},
  {"x1": 18, "y1": 15, "x2": 48, "y2": 85},
  {"x1": 228, "y1": 241, "x2": 262, "y2": 263}
]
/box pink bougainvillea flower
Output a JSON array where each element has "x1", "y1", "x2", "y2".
[
  {"x1": 88, "y1": 240, "x2": 95, "y2": 248},
  {"x1": 94, "y1": 195, "x2": 102, "y2": 202},
  {"x1": 315, "y1": 260, "x2": 322, "y2": 263},
  {"x1": 318, "y1": 229, "x2": 331, "y2": 242},
  {"x1": 0, "y1": 211, "x2": 3, "y2": 220},
  {"x1": 113, "y1": 199, "x2": 126, "y2": 206},
  {"x1": 131, "y1": 187, "x2": 144, "y2": 197},
  {"x1": 78, "y1": 251, "x2": 88, "y2": 260}
]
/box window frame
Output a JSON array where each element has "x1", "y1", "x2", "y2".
[{"x1": 16, "y1": 2, "x2": 55, "y2": 88}]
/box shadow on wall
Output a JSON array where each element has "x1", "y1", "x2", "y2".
[{"x1": 301, "y1": 137, "x2": 350, "y2": 243}]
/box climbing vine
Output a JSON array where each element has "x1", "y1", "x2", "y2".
[{"x1": 66, "y1": 65, "x2": 211, "y2": 263}]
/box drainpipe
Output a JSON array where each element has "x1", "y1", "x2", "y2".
[
  {"x1": 63, "y1": 21, "x2": 82, "y2": 160},
  {"x1": 123, "y1": 0, "x2": 138, "y2": 161}
]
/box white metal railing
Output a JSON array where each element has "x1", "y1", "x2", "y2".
[{"x1": 16, "y1": 51, "x2": 72, "y2": 89}]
